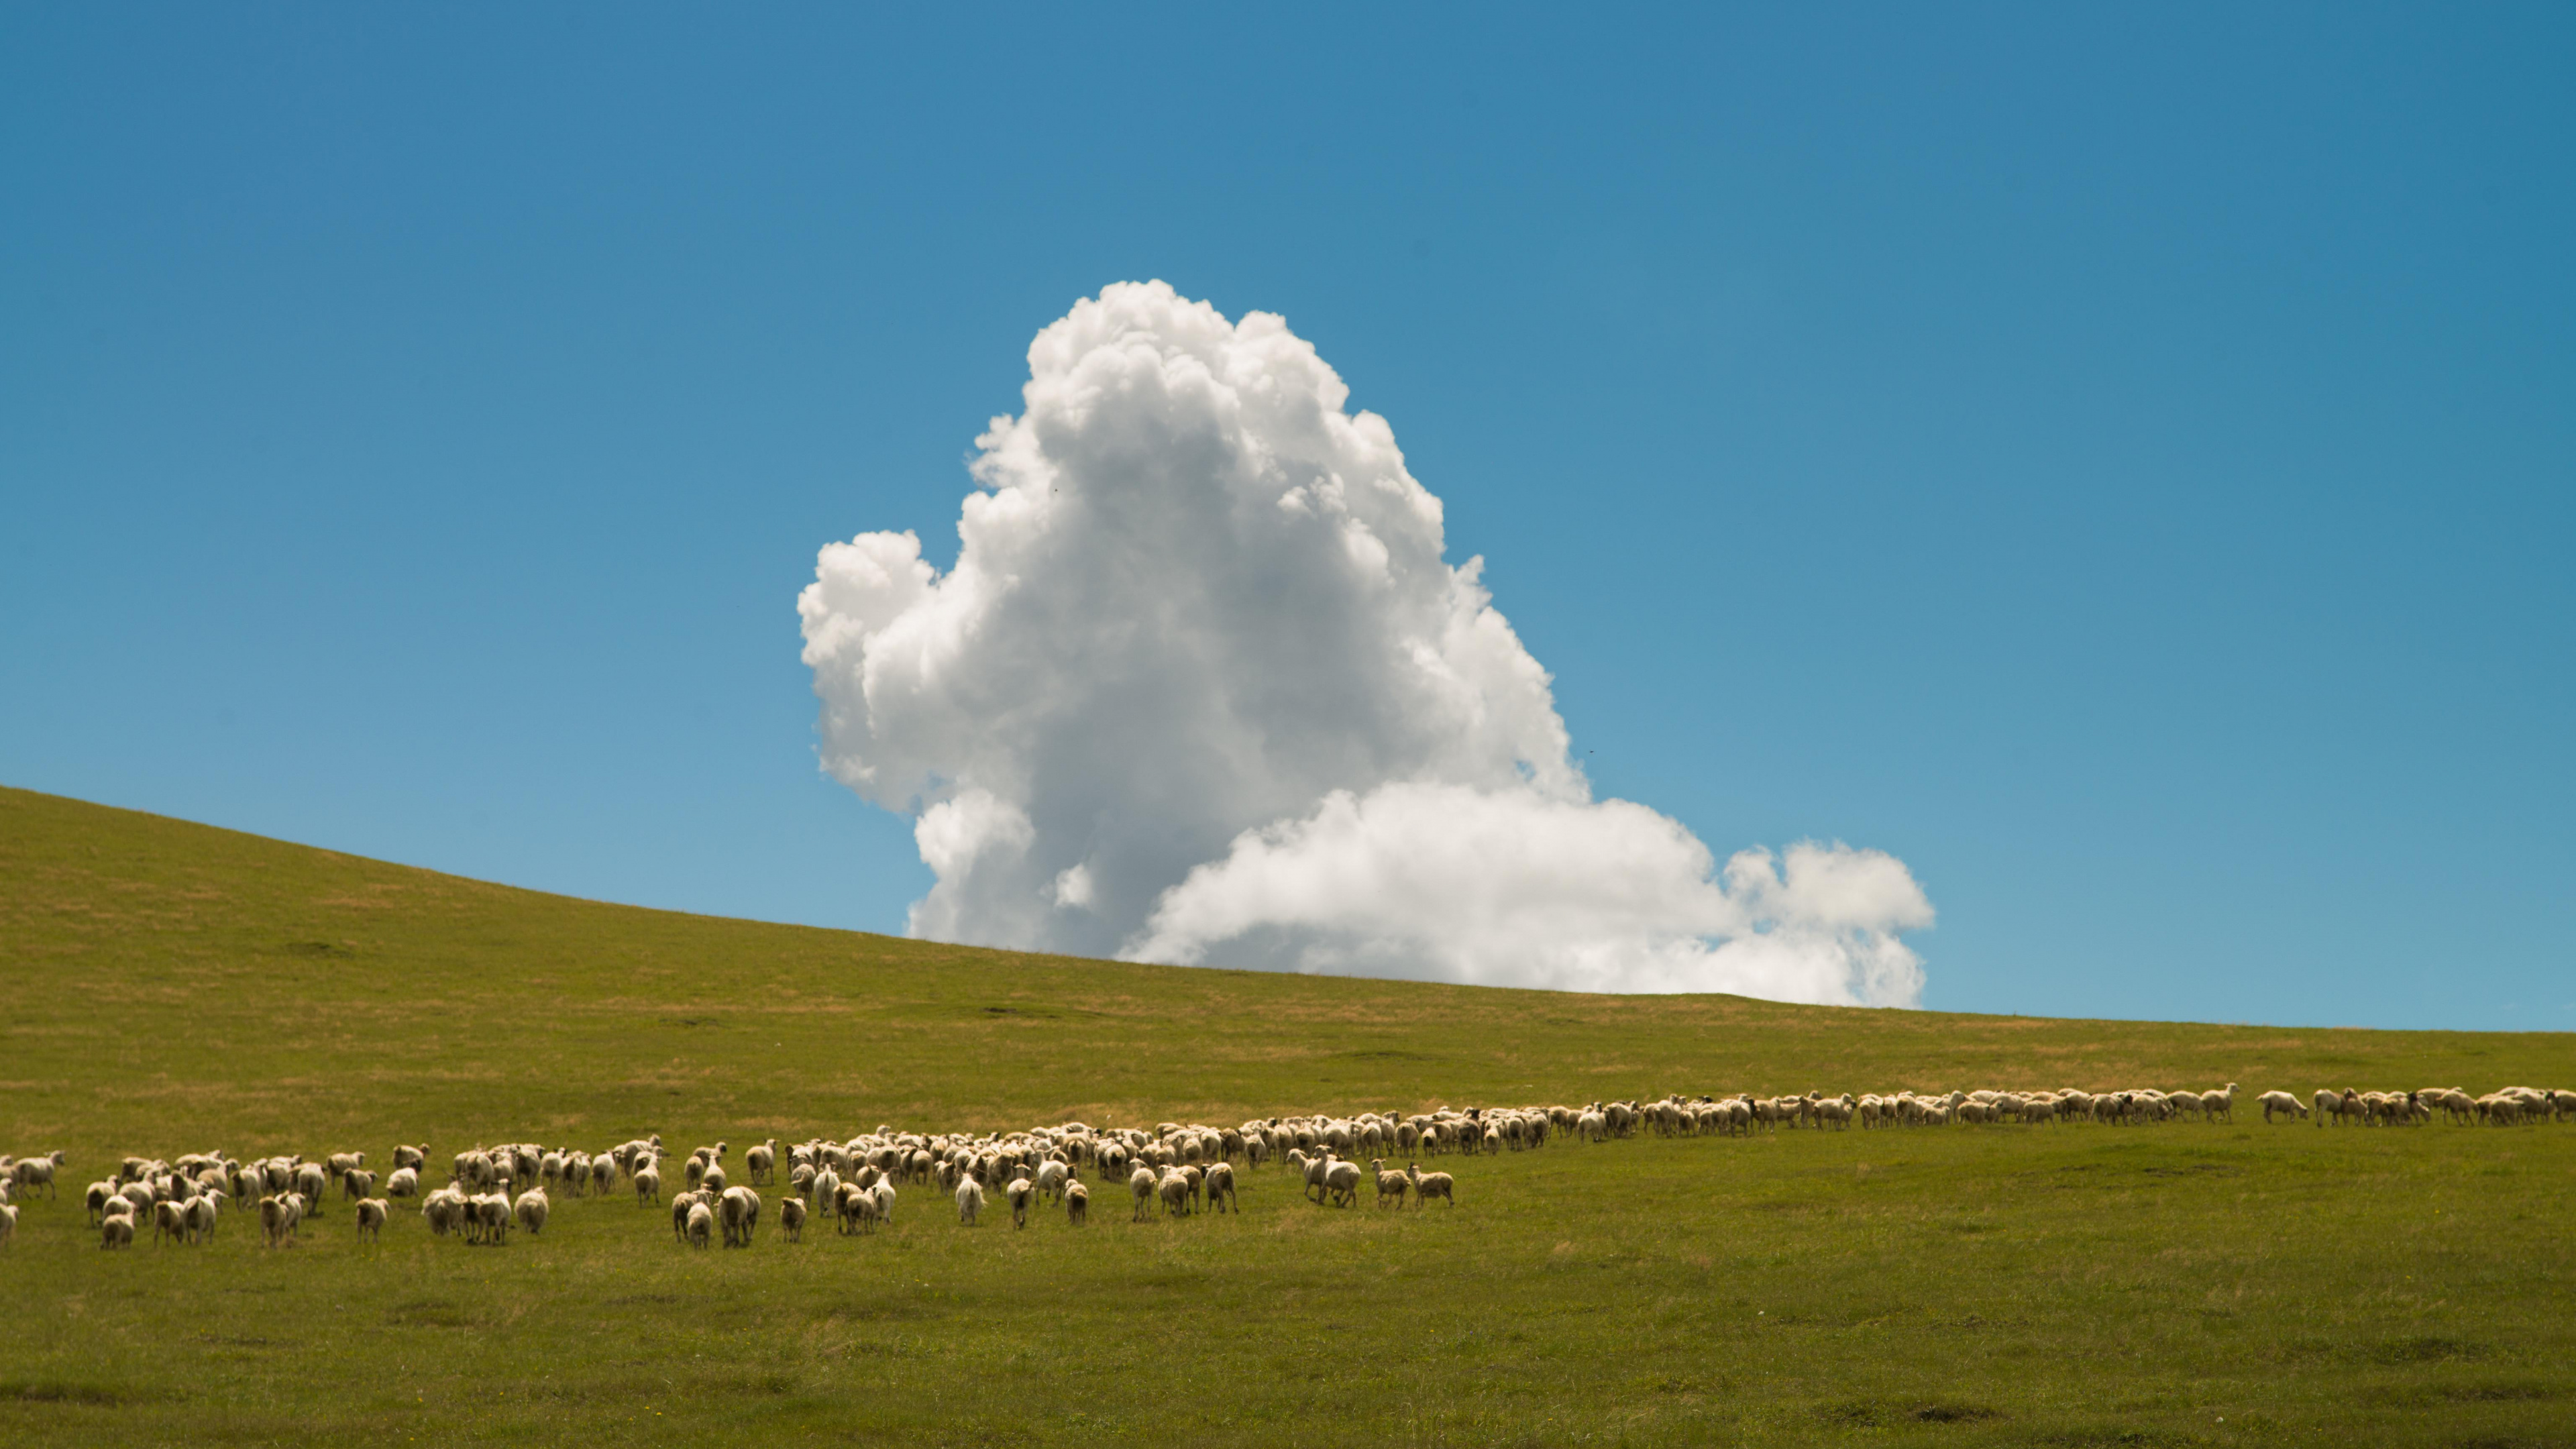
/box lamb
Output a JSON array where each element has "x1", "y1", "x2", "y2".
[
  {"x1": 591, "y1": 1155, "x2": 618, "y2": 1196},
  {"x1": 1203, "y1": 1162, "x2": 1237, "y2": 1214},
  {"x1": 515, "y1": 1187, "x2": 549, "y2": 1236},
  {"x1": 2259, "y1": 1091, "x2": 2309, "y2": 1124},
  {"x1": 355, "y1": 1197, "x2": 388, "y2": 1241},
  {"x1": 1405, "y1": 1163, "x2": 1454, "y2": 1208},
  {"x1": 153, "y1": 1198, "x2": 186, "y2": 1245},
  {"x1": 423, "y1": 1188, "x2": 465, "y2": 1236},
  {"x1": 343, "y1": 1168, "x2": 377, "y2": 1202},
  {"x1": 633, "y1": 1164, "x2": 661, "y2": 1206},
  {"x1": 294, "y1": 1162, "x2": 329, "y2": 1214},
  {"x1": 1130, "y1": 1165, "x2": 1158, "y2": 1222},
  {"x1": 99, "y1": 1210, "x2": 132, "y2": 1250},
  {"x1": 745, "y1": 1140, "x2": 776, "y2": 1185},
  {"x1": 1065, "y1": 1181, "x2": 1089, "y2": 1226},
  {"x1": 386, "y1": 1166, "x2": 420, "y2": 1199},
  {"x1": 1369, "y1": 1159, "x2": 1409, "y2": 1208},
  {"x1": 955, "y1": 1176, "x2": 985, "y2": 1226},
  {"x1": 1157, "y1": 1169, "x2": 1192, "y2": 1218},
  {"x1": 685, "y1": 1201, "x2": 714, "y2": 1248},
  {"x1": 779, "y1": 1195, "x2": 806, "y2": 1242},
  {"x1": 184, "y1": 1193, "x2": 221, "y2": 1243},
  {"x1": 1006, "y1": 1175, "x2": 1034, "y2": 1229}
]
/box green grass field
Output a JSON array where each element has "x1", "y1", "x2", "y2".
[{"x1": 3, "y1": 784, "x2": 2571, "y2": 1446}]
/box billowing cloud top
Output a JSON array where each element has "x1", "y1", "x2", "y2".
[{"x1": 800, "y1": 281, "x2": 1931, "y2": 1005}]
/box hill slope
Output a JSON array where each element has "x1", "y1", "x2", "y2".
[{"x1": 2, "y1": 784, "x2": 2571, "y2": 1446}]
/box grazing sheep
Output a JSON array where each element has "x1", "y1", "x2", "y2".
[
  {"x1": 1065, "y1": 1181, "x2": 1089, "y2": 1226},
  {"x1": 590, "y1": 1155, "x2": 618, "y2": 1196},
  {"x1": 1035, "y1": 1159, "x2": 1069, "y2": 1204},
  {"x1": 355, "y1": 1198, "x2": 388, "y2": 1241},
  {"x1": 779, "y1": 1195, "x2": 807, "y2": 1242},
  {"x1": 99, "y1": 1211, "x2": 133, "y2": 1250},
  {"x1": 1006, "y1": 1175, "x2": 1034, "y2": 1229},
  {"x1": 1405, "y1": 1163, "x2": 1454, "y2": 1208},
  {"x1": 515, "y1": 1187, "x2": 549, "y2": 1237},
  {"x1": 1204, "y1": 1162, "x2": 1237, "y2": 1214},
  {"x1": 385, "y1": 1166, "x2": 420, "y2": 1199},
  {"x1": 685, "y1": 1201, "x2": 714, "y2": 1248},
  {"x1": 423, "y1": 1188, "x2": 465, "y2": 1237},
  {"x1": 294, "y1": 1163, "x2": 329, "y2": 1215},
  {"x1": 1158, "y1": 1169, "x2": 1192, "y2": 1218},
  {"x1": 152, "y1": 1199, "x2": 186, "y2": 1245},
  {"x1": 343, "y1": 1168, "x2": 377, "y2": 1203},
  {"x1": 2259, "y1": 1091, "x2": 2309, "y2": 1124},
  {"x1": 955, "y1": 1177, "x2": 986, "y2": 1226},
  {"x1": 634, "y1": 1165, "x2": 662, "y2": 1206},
  {"x1": 1129, "y1": 1165, "x2": 1158, "y2": 1222},
  {"x1": 745, "y1": 1140, "x2": 776, "y2": 1185}
]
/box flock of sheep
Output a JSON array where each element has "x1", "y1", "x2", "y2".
[{"x1": 3, "y1": 1081, "x2": 2565, "y2": 1252}]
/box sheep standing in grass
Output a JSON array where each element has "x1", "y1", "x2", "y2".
[
  {"x1": 1006, "y1": 1175, "x2": 1033, "y2": 1229},
  {"x1": 720, "y1": 1186, "x2": 762, "y2": 1247},
  {"x1": 184, "y1": 1193, "x2": 221, "y2": 1244},
  {"x1": 1065, "y1": 1181, "x2": 1089, "y2": 1226},
  {"x1": 1204, "y1": 1163, "x2": 1236, "y2": 1214},
  {"x1": 780, "y1": 1196, "x2": 807, "y2": 1242},
  {"x1": 686, "y1": 1201, "x2": 714, "y2": 1248},
  {"x1": 260, "y1": 1195, "x2": 291, "y2": 1247},
  {"x1": 100, "y1": 1211, "x2": 133, "y2": 1250},
  {"x1": 1369, "y1": 1159, "x2": 1408, "y2": 1208},
  {"x1": 745, "y1": 1140, "x2": 776, "y2": 1185},
  {"x1": 634, "y1": 1164, "x2": 661, "y2": 1207},
  {"x1": 1129, "y1": 1165, "x2": 1157, "y2": 1222},
  {"x1": 1158, "y1": 1169, "x2": 1191, "y2": 1218},
  {"x1": 2257, "y1": 1091, "x2": 2306, "y2": 1123},
  {"x1": 386, "y1": 1166, "x2": 419, "y2": 1199},
  {"x1": 1405, "y1": 1163, "x2": 1454, "y2": 1208},
  {"x1": 1322, "y1": 1159, "x2": 1362, "y2": 1208},
  {"x1": 955, "y1": 1176, "x2": 985, "y2": 1226},
  {"x1": 355, "y1": 1198, "x2": 388, "y2": 1242},
  {"x1": 515, "y1": 1187, "x2": 549, "y2": 1237}
]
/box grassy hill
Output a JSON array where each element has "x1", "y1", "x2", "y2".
[{"x1": 2, "y1": 784, "x2": 2570, "y2": 1446}]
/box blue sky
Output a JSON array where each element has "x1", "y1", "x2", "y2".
[{"x1": 5, "y1": 6, "x2": 2569, "y2": 1028}]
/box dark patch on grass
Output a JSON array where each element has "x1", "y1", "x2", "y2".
[
  {"x1": 667, "y1": 1016, "x2": 719, "y2": 1028},
  {"x1": 384, "y1": 1297, "x2": 485, "y2": 1328},
  {"x1": 1913, "y1": 1403, "x2": 2000, "y2": 1422},
  {"x1": 2027, "y1": 1430, "x2": 2206, "y2": 1448},
  {"x1": 2141, "y1": 1163, "x2": 2240, "y2": 1178},
  {"x1": 278, "y1": 940, "x2": 355, "y2": 957},
  {"x1": 0, "y1": 1381, "x2": 163, "y2": 1405},
  {"x1": 606, "y1": 1293, "x2": 681, "y2": 1306},
  {"x1": 2367, "y1": 1335, "x2": 2486, "y2": 1365},
  {"x1": 1338, "y1": 1049, "x2": 1439, "y2": 1061}
]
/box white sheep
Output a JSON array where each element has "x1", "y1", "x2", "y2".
[
  {"x1": 720, "y1": 1185, "x2": 761, "y2": 1247},
  {"x1": 1369, "y1": 1159, "x2": 1408, "y2": 1208},
  {"x1": 515, "y1": 1187, "x2": 549, "y2": 1237},
  {"x1": 1204, "y1": 1162, "x2": 1237, "y2": 1214},
  {"x1": 1065, "y1": 1181, "x2": 1089, "y2": 1226},
  {"x1": 685, "y1": 1201, "x2": 714, "y2": 1248},
  {"x1": 955, "y1": 1176, "x2": 985, "y2": 1226},
  {"x1": 2259, "y1": 1090, "x2": 2308, "y2": 1124},
  {"x1": 633, "y1": 1164, "x2": 662, "y2": 1206},
  {"x1": 355, "y1": 1198, "x2": 388, "y2": 1241},
  {"x1": 1006, "y1": 1175, "x2": 1034, "y2": 1229},
  {"x1": 779, "y1": 1196, "x2": 806, "y2": 1242},
  {"x1": 1322, "y1": 1159, "x2": 1362, "y2": 1208},
  {"x1": 1129, "y1": 1165, "x2": 1157, "y2": 1222},
  {"x1": 100, "y1": 1210, "x2": 133, "y2": 1250},
  {"x1": 1406, "y1": 1162, "x2": 1454, "y2": 1208}
]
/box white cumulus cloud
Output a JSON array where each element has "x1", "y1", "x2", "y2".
[{"x1": 798, "y1": 280, "x2": 1932, "y2": 1005}]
